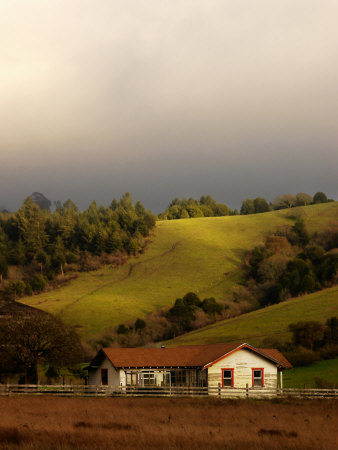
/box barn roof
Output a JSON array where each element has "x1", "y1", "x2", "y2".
[{"x1": 91, "y1": 342, "x2": 291, "y2": 370}]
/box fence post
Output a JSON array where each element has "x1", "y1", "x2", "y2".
[
  {"x1": 246, "y1": 383, "x2": 249, "y2": 399},
  {"x1": 218, "y1": 382, "x2": 221, "y2": 398}
]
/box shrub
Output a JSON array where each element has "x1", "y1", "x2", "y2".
[
  {"x1": 30, "y1": 274, "x2": 48, "y2": 293},
  {"x1": 315, "y1": 377, "x2": 336, "y2": 389},
  {"x1": 285, "y1": 348, "x2": 319, "y2": 367},
  {"x1": 134, "y1": 318, "x2": 146, "y2": 331},
  {"x1": 4, "y1": 280, "x2": 26, "y2": 300},
  {"x1": 201, "y1": 297, "x2": 222, "y2": 316},
  {"x1": 117, "y1": 324, "x2": 129, "y2": 335}
]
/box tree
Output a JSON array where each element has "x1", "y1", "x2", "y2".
[
  {"x1": 273, "y1": 194, "x2": 297, "y2": 210},
  {"x1": 201, "y1": 297, "x2": 222, "y2": 316},
  {"x1": 292, "y1": 217, "x2": 310, "y2": 247},
  {"x1": 134, "y1": 318, "x2": 146, "y2": 332},
  {"x1": 200, "y1": 195, "x2": 217, "y2": 212},
  {"x1": 0, "y1": 310, "x2": 83, "y2": 383},
  {"x1": 3, "y1": 280, "x2": 26, "y2": 301},
  {"x1": 313, "y1": 192, "x2": 328, "y2": 204},
  {"x1": 288, "y1": 321, "x2": 324, "y2": 350},
  {"x1": 296, "y1": 192, "x2": 313, "y2": 206},
  {"x1": 215, "y1": 203, "x2": 231, "y2": 216},
  {"x1": 15, "y1": 197, "x2": 48, "y2": 259},
  {"x1": 30, "y1": 274, "x2": 48, "y2": 293},
  {"x1": 254, "y1": 197, "x2": 270, "y2": 213},
  {"x1": 182, "y1": 292, "x2": 201, "y2": 307},
  {"x1": 117, "y1": 324, "x2": 129, "y2": 334},
  {"x1": 0, "y1": 254, "x2": 8, "y2": 283},
  {"x1": 323, "y1": 317, "x2": 338, "y2": 346},
  {"x1": 167, "y1": 298, "x2": 196, "y2": 331},
  {"x1": 240, "y1": 199, "x2": 255, "y2": 215}
]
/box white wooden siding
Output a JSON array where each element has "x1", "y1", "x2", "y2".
[
  {"x1": 88, "y1": 357, "x2": 121, "y2": 387},
  {"x1": 207, "y1": 348, "x2": 277, "y2": 389}
]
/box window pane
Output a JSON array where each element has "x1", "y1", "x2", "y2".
[
  {"x1": 223, "y1": 370, "x2": 233, "y2": 387},
  {"x1": 253, "y1": 370, "x2": 262, "y2": 387},
  {"x1": 143, "y1": 373, "x2": 156, "y2": 385}
]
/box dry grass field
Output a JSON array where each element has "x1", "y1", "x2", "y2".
[{"x1": 0, "y1": 397, "x2": 337, "y2": 449}]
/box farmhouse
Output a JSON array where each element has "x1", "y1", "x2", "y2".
[{"x1": 88, "y1": 342, "x2": 292, "y2": 390}]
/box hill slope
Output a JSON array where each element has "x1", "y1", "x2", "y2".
[
  {"x1": 20, "y1": 202, "x2": 338, "y2": 338},
  {"x1": 164, "y1": 286, "x2": 338, "y2": 347}
]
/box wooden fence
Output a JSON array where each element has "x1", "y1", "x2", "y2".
[{"x1": 0, "y1": 384, "x2": 337, "y2": 398}]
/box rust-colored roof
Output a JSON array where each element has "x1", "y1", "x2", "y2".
[
  {"x1": 97, "y1": 342, "x2": 292, "y2": 370},
  {"x1": 258, "y1": 348, "x2": 292, "y2": 369}
]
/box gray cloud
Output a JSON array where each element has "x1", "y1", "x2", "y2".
[{"x1": 1, "y1": 0, "x2": 337, "y2": 211}]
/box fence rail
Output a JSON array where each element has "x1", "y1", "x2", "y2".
[{"x1": 0, "y1": 384, "x2": 337, "y2": 398}]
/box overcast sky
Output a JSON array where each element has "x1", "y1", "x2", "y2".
[{"x1": 1, "y1": 0, "x2": 337, "y2": 212}]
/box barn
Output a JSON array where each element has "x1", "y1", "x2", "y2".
[{"x1": 87, "y1": 342, "x2": 292, "y2": 390}]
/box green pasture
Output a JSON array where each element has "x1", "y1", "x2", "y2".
[
  {"x1": 164, "y1": 286, "x2": 338, "y2": 347},
  {"x1": 284, "y1": 358, "x2": 338, "y2": 388},
  {"x1": 19, "y1": 202, "x2": 338, "y2": 339}
]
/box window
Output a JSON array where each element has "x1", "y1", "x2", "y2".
[
  {"x1": 222, "y1": 369, "x2": 234, "y2": 387},
  {"x1": 126, "y1": 371, "x2": 138, "y2": 386},
  {"x1": 170, "y1": 370, "x2": 187, "y2": 386},
  {"x1": 252, "y1": 368, "x2": 264, "y2": 387},
  {"x1": 142, "y1": 372, "x2": 156, "y2": 386},
  {"x1": 101, "y1": 368, "x2": 108, "y2": 385}
]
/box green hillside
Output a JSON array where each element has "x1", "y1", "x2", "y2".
[
  {"x1": 284, "y1": 358, "x2": 338, "y2": 388},
  {"x1": 164, "y1": 286, "x2": 338, "y2": 347},
  {"x1": 19, "y1": 202, "x2": 338, "y2": 338}
]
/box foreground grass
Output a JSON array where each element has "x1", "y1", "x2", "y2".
[
  {"x1": 19, "y1": 202, "x2": 337, "y2": 338},
  {"x1": 284, "y1": 358, "x2": 338, "y2": 388},
  {"x1": 164, "y1": 286, "x2": 338, "y2": 347},
  {"x1": 0, "y1": 397, "x2": 337, "y2": 449}
]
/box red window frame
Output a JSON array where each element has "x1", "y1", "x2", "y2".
[
  {"x1": 221, "y1": 368, "x2": 234, "y2": 387},
  {"x1": 101, "y1": 368, "x2": 108, "y2": 385},
  {"x1": 252, "y1": 368, "x2": 264, "y2": 388}
]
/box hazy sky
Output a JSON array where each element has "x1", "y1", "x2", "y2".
[{"x1": 1, "y1": 0, "x2": 337, "y2": 212}]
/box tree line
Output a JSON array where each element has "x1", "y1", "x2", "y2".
[
  {"x1": 240, "y1": 191, "x2": 333, "y2": 215},
  {"x1": 94, "y1": 292, "x2": 225, "y2": 349},
  {"x1": 158, "y1": 195, "x2": 237, "y2": 220},
  {"x1": 271, "y1": 317, "x2": 338, "y2": 381},
  {"x1": 158, "y1": 191, "x2": 333, "y2": 220},
  {"x1": 0, "y1": 193, "x2": 155, "y2": 300},
  {"x1": 242, "y1": 216, "x2": 338, "y2": 309}
]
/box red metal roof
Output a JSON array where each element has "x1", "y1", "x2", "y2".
[{"x1": 100, "y1": 342, "x2": 292, "y2": 370}]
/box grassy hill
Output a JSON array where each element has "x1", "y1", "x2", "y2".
[
  {"x1": 163, "y1": 286, "x2": 338, "y2": 347},
  {"x1": 19, "y1": 202, "x2": 338, "y2": 338},
  {"x1": 283, "y1": 358, "x2": 338, "y2": 388}
]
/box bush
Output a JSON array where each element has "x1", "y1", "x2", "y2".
[
  {"x1": 134, "y1": 318, "x2": 146, "y2": 331},
  {"x1": 315, "y1": 377, "x2": 336, "y2": 389},
  {"x1": 3, "y1": 280, "x2": 26, "y2": 300},
  {"x1": 117, "y1": 324, "x2": 129, "y2": 335},
  {"x1": 201, "y1": 297, "x2": 222, "y2": 316},
  {"x1": 30, "y1": 274, "x2": 48, "y2": 293},
  {"x1": 285, "y1": 348, "x2": 319, "y2": 367}
]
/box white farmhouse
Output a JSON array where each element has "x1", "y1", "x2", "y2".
[{"x1": 88, "y1": 342, "x2": 292, "y2": 390}]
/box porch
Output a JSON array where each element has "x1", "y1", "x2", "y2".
[{"x1": 124, "y1": 368, "x2": 207, "y2": 388}]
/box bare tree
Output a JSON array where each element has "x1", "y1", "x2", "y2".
[{"x1": 0, "y1": 310, "x2": 83, "y2": 383}]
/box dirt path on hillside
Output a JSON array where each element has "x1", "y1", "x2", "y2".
[{"x1": 57, "y1": 239, "x2": 184, "y2": 315}]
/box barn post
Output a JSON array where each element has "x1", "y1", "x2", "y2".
[
  {"x1": 218, "y1": 382, "x2": 221, "y2": 398},
  {"x1": 246, "y1": 383, "x2": 249, "y2": 399}
]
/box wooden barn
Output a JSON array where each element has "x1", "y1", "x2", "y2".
[{"x1": 88, "y1": 342, "x2": 292, "y2": 390}]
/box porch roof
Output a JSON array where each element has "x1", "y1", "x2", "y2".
[{"x1": 98, "y1": 342, "x2": 292, "y2": 370}]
